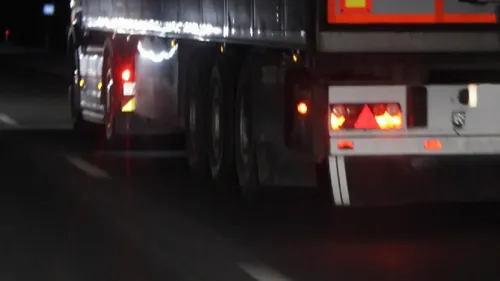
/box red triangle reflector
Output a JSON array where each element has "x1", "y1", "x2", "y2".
[{"x1": 354, "y1": 105, "x2": 379, "y2": 129}]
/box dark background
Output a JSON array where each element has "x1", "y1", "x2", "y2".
[{"x1": 0, "y1": 0, "x2": 69, "y2": 53}]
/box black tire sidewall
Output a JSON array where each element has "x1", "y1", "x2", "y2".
[
  {"x1": 234, "y1": 59, "x2": 259, "y2": 197},
  {"x1": 185, "y1": 53, "x2": 211, "y2": 179},
  {"x1": 102, "y1": 46, "x2": 120, "y2": 147},
  {"x1": 208, "y1": 60, "x2": 237, "y2": 190}
]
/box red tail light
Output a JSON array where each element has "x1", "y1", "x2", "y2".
[
  {"x1": 329, "y1": 103, "x2": 403, "y2": 130},
  {"x1": 121, "y1": 69, "x2": 131, "y2": 81}
]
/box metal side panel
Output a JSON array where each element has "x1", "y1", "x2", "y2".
[
  {"x1": 134, "y1": 38, "x2": 180, "y2": 127},
  {"x1": 109, "y1": 38, "x2": 183, "y2": 136},
  {"x1": 79, "y1": 50, "x2": 105, "y2": 119},
  {"x1": 327, "y1": 84, "x2": 500, "y2": 138},
  {"x1": 331, "y1": 0, "x2": 435, "y2": 15},
  {"x1": 426, "y1": 84, "x2": 500, "y2": 136},
  {"x1": 326, "y1": 0, "x2": 497, "y2": 24},
  {"x1": 74, "y1": 0, "x2": 308, "y2": 46},
  {"x1": 317, "y1": 31, "x2": 500, "y2": 52},
  {"x1": 321, "y1": 0, "x2": 499, "y2": 52},
  {"x1": 444, "y1": 0, "x2": 497, "y2": 14}
]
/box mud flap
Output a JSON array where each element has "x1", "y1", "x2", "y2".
[{"x1": 256, "y1": 142, "x2": 317, "y2": 187}]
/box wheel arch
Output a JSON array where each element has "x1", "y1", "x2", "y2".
[
  {"x1": 236, "y1": 48, "x2": 319, "y2": 187},
  {"x1": 178, "y1": 41, "x2": 220, "y2": 129}
]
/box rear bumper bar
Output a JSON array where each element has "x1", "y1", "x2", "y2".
[
  {"x1": 328, "y1": 136, "x2": 500, "y2": 207},
  {"x1": 330, "y1": 136, "x2": 500, "y2": 156}
]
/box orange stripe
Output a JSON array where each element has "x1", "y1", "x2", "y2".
[
  {"x1": 330, "y1": 13, "x2": 497, "y2": 24},
  {"x1": 326, "y1": 0, "x2": 497, "y2": 24},
  {"x1": 435, "y1": 0, "x2": 444, "y2": 22},
  {"x1": 327, "y1": 0, "x2": 336, "y2": 23},
  {"x1": 443, "y1": 13, "x2": 497, "y2": 23},
  {"x1": 333, "y1": 14, "x2": 436, "y2": 24}
]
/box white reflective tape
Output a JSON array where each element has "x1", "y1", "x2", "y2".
[
  {"x1": 328, "y1": 156, "x2": 343, "y2": 206},
  {"x1": 138, "y1": 40, "x2": 178, "y2": 62},
  {"x1": 336, "y1": 156, "x2": 350, "y2": 206},
  {"x1": 468, "y1": 84, "x2": 478, "y2": 108},
  {"x1": 123, "y1": 82, "x2": 136, "y2": 96}
]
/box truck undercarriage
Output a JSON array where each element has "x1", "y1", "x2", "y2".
[{"x1": 67, "y1": 0, "x2": 500, "y2": 205}]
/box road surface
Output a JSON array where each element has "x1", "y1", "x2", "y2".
[{"x1": 0, "y1": 49, "x2": 500, "y2": 281}]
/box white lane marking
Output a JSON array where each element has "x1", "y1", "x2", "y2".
[
  {"x1": 0, "y1": 114, "x2": 19, "y2": 126},
  {"x1": 65, "y1": 155, "x2": 111, "y2": 179},
  {"x1": 238, "y1": 262, "x2": 292, "y2": 281}
]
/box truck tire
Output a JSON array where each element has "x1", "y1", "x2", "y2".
[
  {"x1": 234, "y1": 56, "x2": 262, "y2": 201},
  {"x1": 207, "y1": 57, "x2": 238, "y2": 192},
  {"x1": 101, "y1": 40, "x2": 123, "y2": 149},
  {"x1": 185, "y1": 51, "x2": 214, "y2": 181}
]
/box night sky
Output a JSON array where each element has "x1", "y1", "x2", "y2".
[{"x1": 0, "y1": 0, "x2": 69, "y2": 52}]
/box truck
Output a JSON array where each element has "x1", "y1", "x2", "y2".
[{"x1": 67, "y1": 0, "x2": 500, "y2": 206}]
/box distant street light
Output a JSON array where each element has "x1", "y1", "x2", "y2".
[
  {"x1": 43, "y1": 3, "x2": 55, "y2": 50},
  {"x1": 43, "y1": 3, "x2": 55, "y2": 16}
]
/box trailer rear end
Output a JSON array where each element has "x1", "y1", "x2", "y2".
[
  {"x1": 315, "y1": 0, "x2": 500, "y2": 206},
  {"x1": 318, "y1": 0, "x2": 499, "y2": 52},
  {"x1": 68, "y1": 0, "x2": 500, "y2": 206}
]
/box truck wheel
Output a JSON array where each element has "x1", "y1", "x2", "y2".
[
  {"x1": 102, "y1": 46, "x2": 122, "y2": 149},
  {"x1": 186, "y1": 53, "x2": 212, "y2": 181},
  {"x1": 207, "y1": 60, "x2": 237, "y2": 191},
  {"x1": 235, "y1": 61, "x2": 261, "y2": 201}
]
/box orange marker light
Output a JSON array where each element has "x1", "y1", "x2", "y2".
[
  {"x1": 375, "y1": 112, "x2": 403, "y2": 130},
  {"x1": 424, "y1": 139, "x2": 442, "y2": 150},
  {"x1": 337, "y1": 140, "x2": 354, "y2": 150},
  {"x1": 330, "y1": 112, "x2": 345, "y2": 130},
  {"x1": 297, "y1": 102, "x2": 308, "y2": 115}
]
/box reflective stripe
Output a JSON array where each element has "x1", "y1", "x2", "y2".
[
  {"x1": 331, "y1": 13, "x2": 496, "y2": 24},
  {"x1": 337, "y1": 156, "x2": 350, "y2": 206},
  {"x1": 328, "y1": 156, "x2": 344, "y2": 206},
  {"x1": 328, "y1": 156, "x2": 350, "y2": 206},
  {"x1": 327, "y1": 0, "x2": 497, "y2": 24}
]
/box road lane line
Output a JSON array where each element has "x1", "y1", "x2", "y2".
[
  {"x1": 65, "y1": 155, "x2": 111, "y2": 179},
  {"x1": 238, "y1": 262, "x2": 292, "y2": 281},
  {"x1": 0, "y1": 114, "x2": 19, "y2": 126}
]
